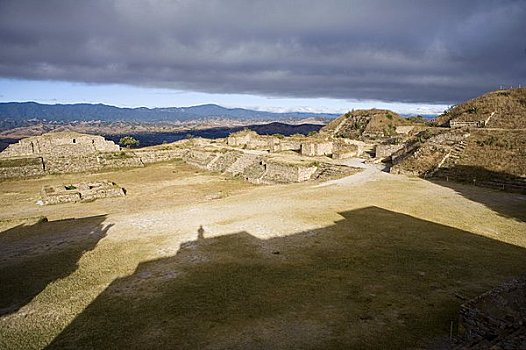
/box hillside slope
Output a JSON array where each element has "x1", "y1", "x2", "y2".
[
  {"x1": 321, "y1": 109, "x2": 411, "y2": 139},
  {"x1": 436, "y1": 88, "x2": 526, "y2": 129}
]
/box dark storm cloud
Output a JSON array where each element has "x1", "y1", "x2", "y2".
[{"x1": 0, "y1": 0, "x2": 524, "y2": 104}]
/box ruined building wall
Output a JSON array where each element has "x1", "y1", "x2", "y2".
[
  {"x1": 301, "y1": 142, "x2": 333, "y2": 156},
  {"x1": 457, "y1": 274, "x2": 526, "y2": 348},
  {"x1": 132, "y1": 149, "x2": 188, "y2": 164},
  {"x1": 271, "y1": 140, "x2": 302, "y2": 153},
  {"x1": 332, "y1": 144, "x2": 359, "y2": 160},
  {"x1": 0, "y1": 132, "x2": 120, "y2": 158},
  {"x1": 262, "y1": 161, "x2": 317, "y2": 183}
]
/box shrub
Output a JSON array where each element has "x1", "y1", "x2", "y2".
[{"x1": 119, "y1": 136, "x2": 140, "y2": 148}]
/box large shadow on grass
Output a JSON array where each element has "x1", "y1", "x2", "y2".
[
  {"x1": 0, "y1": 215, "x2": 110, "y2": 316},
  {"x1": 430, "y1": 165, "x2": 526, "y2": 222},
  {"x1": 46, "y1": 208, "x2": 526, "y2": 349}
]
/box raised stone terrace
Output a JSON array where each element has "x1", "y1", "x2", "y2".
[{"x1": 0, "y1": 132, "x2": 120, "y2": 158}]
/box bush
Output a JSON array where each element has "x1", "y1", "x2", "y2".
[{"x1": 119, "y1": 136, "x2": 140, "y2": 148}]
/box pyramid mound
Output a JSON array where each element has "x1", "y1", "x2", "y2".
[
  {"x1": 436, "y1": 88, "x2": 526, "y2": 129},
  {"x1": 321, "y1": 109, "x2": 411, "y2": 139}
]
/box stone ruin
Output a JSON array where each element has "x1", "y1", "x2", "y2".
[
  {"x1": 0, "y1": 131, "x2": 360, "y2": 185},
  {"x1": 40, "y1": 180, "x2": 126, "y2": 205},
  {"x1": 456, "y1": 274, "x2": 526, "y2": 349},
  {"x1": 227, "y1": 130, "x2": 363, "y2": 160},
  {"x1": 0, "y1": 132, "x2": 189, "y2": 179},
  {"x1": 0, "y1": 131, "x2": 120, "y2": 158}
]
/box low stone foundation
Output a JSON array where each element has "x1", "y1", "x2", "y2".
[{"x1": 40, "y1": 180, "x2": 126, "y2": 205}]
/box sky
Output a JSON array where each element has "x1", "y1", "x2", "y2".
[{"x1": 0, "y1": 0, "x2": 525, "y2": 115}]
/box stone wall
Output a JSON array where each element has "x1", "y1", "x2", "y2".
[
  {"x1": 332, "y1": 142, "x2": 359, "y2": 160},
  {"x1": 0, "y1": 132, "x2": 119, "y2": 158},
  {"x1": 301, "y1": 141, "x2": 333, "y2": 156},
  {"x1": 44, "y1": 154, "x2": 102, "y2": 174},
  {"x1": 227, "y1": 132, "x2": 255, "y2": 147},
  {"x1": 183, "y1": 149, "x2": 219, "y2": 170},
  {"x1": 97, "y1": 153, "x2": 144, "y2": 170},
  {"x1": 456, "y1": 274, "x2": 526, "y2": 348},
  {"x1": 450, "y1": 120, "x2": 485, "y2": 128},
  {"x1": 133, "y1": 148, "x2": 188, "y2": 164},
  {"x1": 0, "y1": 157, "x2": 45, "y2": 178},
  {"x1": 375, "y1": 144, "x2": 405, "y2": 159},
  {"x1": 271, "y1": 140, "x2": 303, "y2": 153},
  {"x1": 261, "y1": 160, "x2": 317, "y2": 183}
]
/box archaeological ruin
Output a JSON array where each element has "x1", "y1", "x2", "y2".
[
  {"x1": 40, "y1": 180, "x2": 126, "y2": 205},
  {"x1": 0, "y1": 131, "x2": 360, "y2": 184},
  {"x1": 456, "y1": 274, "x2": 526, "y2": 349}
]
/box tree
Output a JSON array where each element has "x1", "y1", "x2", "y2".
[{"x1": 119, "y1": 136, "x2": 140, "y2": 148}]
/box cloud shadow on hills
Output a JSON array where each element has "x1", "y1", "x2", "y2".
[
  {"x1": 45, "y1": 207, "x2": 526, "y2": 349},
  {"x1": 429, "y1": 165, "x2": 526, "y2": 222},
  {"x1": 0, "y1": 215, "x2": 111, "y2": 316}
]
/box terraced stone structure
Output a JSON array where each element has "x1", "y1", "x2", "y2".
[
  {"x1": 0, "y1": 132, "x2": 120, "y2": 158},
  {"x1": 0, "y1": 131, "x2": 358, "y2": 185},
  {"x1": 0, "y1": 132, "x2": 189, "y2": 179}
]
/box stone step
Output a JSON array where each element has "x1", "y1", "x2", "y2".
[{"x1": 225, "y1": 154, "x2": 260, "y2": 175}]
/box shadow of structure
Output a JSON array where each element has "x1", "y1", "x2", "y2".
[
  {"x1": 430, "y1": 165, "x2": 526, "y2": 222},
  {"x1": 46, "y1": 207, "x2": 525, "y2": 349},
  {"x1": 0, "y1": 215, "x2": 110, "y2": 316}
]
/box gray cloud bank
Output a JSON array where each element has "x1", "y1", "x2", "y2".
[{"x1": 0, "y1": 0, "x2": 524, "y2": 104}]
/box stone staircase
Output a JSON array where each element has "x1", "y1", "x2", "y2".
[
  {"x1": 224, "y1": 153, "x2": 260, "y2": 176},
  {"x1": 243, "y1": 162, "x2": 268, "y2": 184},
  {"x1": 429, "y1": 140, "x2": 467, "y2": 178}
]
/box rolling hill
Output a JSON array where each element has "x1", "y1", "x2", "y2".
[{"x1": 435, "y1": 88, "x2": 526, "y2": 129}]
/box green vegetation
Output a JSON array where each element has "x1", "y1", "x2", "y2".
[
  {"x1": 119, "y1": 136, "x2": 140, "y2": 148},
  {"x1": 307, "y1": 131, "x2": 318, "y2": 137},
  {"x1": 383, "y1": 123, "x2": 396, "y2": 136},
  {"x1": 64, "y1": 185, "x2": 77, "y2": 190},
  {"x1": 416, "y1": 129, "x2": 435, "y2": 143},
  {"x1": 272, "y1": 133, "x2": 285, "y2": 139},
  {"x1": 406, "y1": 115, "x2": 426, "y2": 124}
]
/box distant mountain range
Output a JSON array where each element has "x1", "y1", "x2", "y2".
[{"x1": 0, "y1": 102, "x2": 340, "y2": 122}]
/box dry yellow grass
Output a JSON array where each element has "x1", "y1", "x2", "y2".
[{"x1": 0, "y1": 160, "x2": 525, "y2": 349}]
